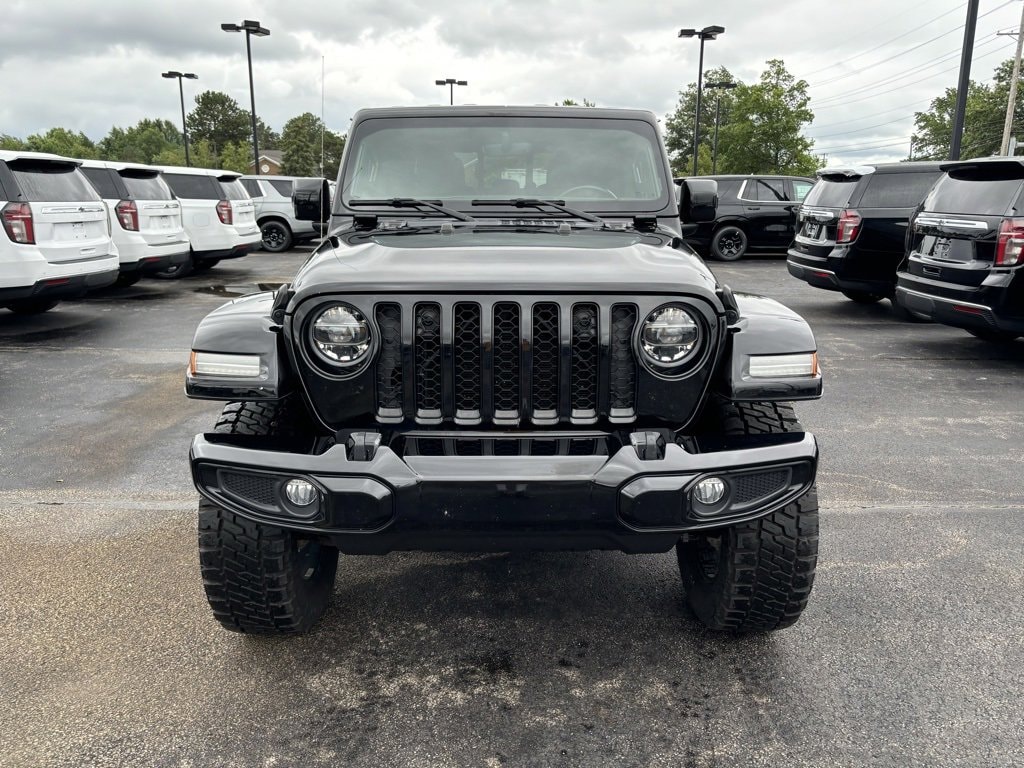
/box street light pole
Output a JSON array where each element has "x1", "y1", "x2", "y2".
[
  {"x1": 999, "y1": 3, "x2": 1024, "y2": 156},
  {"x1": 679, "y1": 25, "x2": 725, "y2": 176},
  {"x1": 222, "y1": 20, "x2": 270, "y2": 174},
  {"x1": 705, "y1": 81, "x2": 736, "y2": 174},
  {"x1": 949, "y1": 0, "x2": 979, "y2": 160},
  {"x1": 435, "y1": 78, "x2": 468, "y2": 105},
  {"x1": 161, "y1": 71, "x2": 199, "y2": 166}
]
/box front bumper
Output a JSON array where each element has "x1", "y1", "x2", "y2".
[{"x1": 190, "y1": 431, "x2": 818, "y2": 554}]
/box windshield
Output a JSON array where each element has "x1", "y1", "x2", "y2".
[{"x1": 342, "y1": 116, "x2": 669, "y2": 212}]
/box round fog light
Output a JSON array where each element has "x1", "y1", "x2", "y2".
[
  {"x1": 284, "y1": 478, "x2": 319, "y2": 507},
  {"x1": 694, "y1": 477, "x2": 727, "y2": 505}
]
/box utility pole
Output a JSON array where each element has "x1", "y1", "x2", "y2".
[
  {"x1": 999, "y1": 3, "x2": 1024, "y2": 156},
  {"x1": 950, "y1": 0, "x2": 980, "y2": 160}
]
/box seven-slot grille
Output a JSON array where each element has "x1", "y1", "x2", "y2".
[{"x1": 373, "y1": 299, "x2": 640, "y2": 426}]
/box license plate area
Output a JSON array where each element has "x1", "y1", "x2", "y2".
[
  {"x1": 803, "y1": 221, "x2": 822, "y2": 239},
  {"x1": 922, "y1": 235, "x2": 973, "y2": 263}
]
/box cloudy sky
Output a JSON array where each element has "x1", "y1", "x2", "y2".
[{"x1": 2, "y1": 0, "x2": 1022, "y2": 165}]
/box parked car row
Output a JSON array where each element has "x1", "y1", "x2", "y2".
[
  {"x1": 788, "y1": 159, "x2": 1023, "y2": 342},
  {"x1": 1, "y1": 149, "x2": 327, "y2": 313}
]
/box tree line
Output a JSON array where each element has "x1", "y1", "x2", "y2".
[{"x1": 0, "y1": 90, "x2": 346, "y2": 178}]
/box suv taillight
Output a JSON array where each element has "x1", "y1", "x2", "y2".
[
  {"x1": 1, "y1": 202, "x2": 35, "y2": 244},
  {"x1": 115, "y1": 199, "x2": 139, "y2": 231},
  {"x1": 216, "y1": 199, "x2": 233, "y2": 225},
  {"x1": 836, "y1": 209, "x2": 862, "y2": 243},
  {"x1": 995, "y1": 218, "x2": 1024, "y2": 266}
]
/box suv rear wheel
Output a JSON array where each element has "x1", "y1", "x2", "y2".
[
  {"x1": 841, "y1": 289, "x2": 884, "y2": 304},
  {"x1": 677, "y1": 400, "x2": 819, "y2": 633},
  {"x1": 710, "y1": 225, "x2": 748, "y2": 261},
  {"x1": 198, "y1": 400, "x2": 339, "y2": 634},
  {"x1": 967, "y1": 328, "x2": 1021, "y2": 342},
  {"x1": 153, "y1": 256, "x2": 194, "y2": 280},
  {"x1": 261, "y1": 220, "x2": 293, "y2": 253},
  {"x1": 4, "y1": 298, "x2": 61, "y2": 314}
]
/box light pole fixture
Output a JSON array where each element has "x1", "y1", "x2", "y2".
[
  {"x1": 221, "y1": 19, "x2": 270, "y2": 173},
  {"x1": 678, "y1": 25, "x2": 725, "y2": 175},
  {"x1": 435, "y1": 78, "x2": 468, "y2": 105},
  {"x1": 705, "y1": 80, "x2": 737, "y2": 174},
  {"x1": 162, "y1": 71, "x2": 199, "y2": 166}
]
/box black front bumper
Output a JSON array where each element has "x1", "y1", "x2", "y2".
[
  {"x1": 190, "y1": 431, "x2": 818, "y2": 554},
  {"x1": 0, "y1": 269, "x2": 118, "y2": 303},
  {"x1": 788, "y1": 246, "x2": 894, "y2": 296}
]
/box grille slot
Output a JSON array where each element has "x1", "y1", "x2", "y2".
[
  {"x1": 452, "y1": 303, "x2": 482, "y2": 423},
  {"x1": 414, "y1": 303, "x2": 442, "y2": 423},
  {"x1": 570, "y1": 304, "x2": 599, "y2": 420},
  {"x1": 493, "y1": 303, "x2": 521, "y2": 421},
  {"x1": 375, "y1": 304, "x2": 403, "y2": 420},
  {"x1": 609, "y1": 305, "x2": 637, "y2": 420},
  {"x1": 531, "y1": 303, "x2": 560, "y2": 422},
  {"x1": 733, "y1": 469, "x2": 790, "y2": 504}
]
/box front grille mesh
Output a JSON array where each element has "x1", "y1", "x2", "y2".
[
  {"x1": 221, "y1": 472, "x2": 276, "y2": 507},
  {"x1": 733, "y1": 470, "x2": 790, "y2": 503},
  {"x1": 374, "y1": 299, "x2": 643, "y2": 425}
]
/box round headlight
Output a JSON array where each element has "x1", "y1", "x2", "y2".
[
  {"x1": 311, "y1": 305, "x2": 371, "y2": 366},
  {"x1": 641, "y1": 305, "x2": 700, "y2": 366}
]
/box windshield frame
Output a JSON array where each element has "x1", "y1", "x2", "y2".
[{"x1": 336, "y1": 114, "x2": 676, "y2": 219}]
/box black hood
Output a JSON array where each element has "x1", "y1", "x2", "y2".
[{"x1": 289, "y1": 232, "x2": 721, "y2": 309}]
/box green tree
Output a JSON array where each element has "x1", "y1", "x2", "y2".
[
  {"x1": 557, "y1": 98, "x2": 596, "y2": 107},
  {"x1": 280, "y1": 112, "x2": 346, "y2": 177},
  {"x1": 0, "y1": 134, "x2": 25, "y2": 150},
  {"x1": 664, "y1": 66, "x2": 739, "y2": 175},
  {"x1": 99, "y1": 118, "x2": 182, "y2": 164},
  {"x1": 717, "y1": 59, "x2": 817, "y2": 175},
  {"x1": 24, "y1": 127, "x2": 99, "y2": 159},
  {"x1": 186, "y1": 91, "x2": 250, "y2": 157},
  {"x1": 219, "y1": 141, "x2": 253, "y2": 174},
  {"x1": 152, "y1": 139, "x2": 217, "y2": 169},
  {"x1": 257, "y1": 118, "x2": 280, "y2": 151}
]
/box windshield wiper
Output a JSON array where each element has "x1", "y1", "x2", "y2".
[
  {"x1": 348, "y1": 198, "x2": 476, "y2": 222},
  {"x1": 470, "y1": 198, "x2": 605, "y2": 225}
]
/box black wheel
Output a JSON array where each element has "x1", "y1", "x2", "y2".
[
  {"x1": 5, "y1": 298, "x2": 60, "y2": 314},
  {"x1": 677, "y1": 400, "x2": 819, "y2": 633},
  {"x1": 153, "y1": 257, "x2": 194, "y2": 280},
  {"x1": 115, "y1": 272, "x2": 142, "y2": 287},
  {"x1": 261, "y1": 220, "x2": 293, "y2": 252},
  {"x1": 192, "y1": 259, "x2": 220, "y2": 273},
  {"x1": 841, "y1": 289, "x2": 884, "y2": 304},
  {"x1": 198, "y1": 401, "x2": 338, "y2": 635},
  {"x1": 710, "y1": 225, "x2": 748, "y2": 261},
  {"x1": 967, "y1": 328, "x2": 1020, "y2": 342}
]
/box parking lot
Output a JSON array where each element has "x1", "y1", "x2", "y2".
[{"x1": 1, "y1": 247, "x2": 1022, "y2": 767}]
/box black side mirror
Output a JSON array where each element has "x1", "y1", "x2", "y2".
[
  {"x1": 292, "y1": 178, "x2": 331, "y2": 223},
  {"x1": 679, "y1": 178, "x2": 718, "y2": 223}
]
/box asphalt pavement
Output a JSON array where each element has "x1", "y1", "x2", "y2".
[{"x1": 1, "y1": 248, "x2": 1022, "y2": 767}]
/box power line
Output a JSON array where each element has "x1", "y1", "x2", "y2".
[
  {"x1": 815, "y1": 137, "x2": 913, "y2": 153},
  {"x1": 812, "y1": 99, "x2": 934, "y2": 129}
]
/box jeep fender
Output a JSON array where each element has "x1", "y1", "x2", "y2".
[
  {"x1": 185, "y1": 291, "x2": 293, "y2": 401},
  {"x1": 715, "y1": 291, "x2": 822, "y2": 402}
]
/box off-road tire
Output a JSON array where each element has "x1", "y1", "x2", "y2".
[
  {"x1": 677, "y1": 400, "x2": 819, "y2": 633},
  {"x1": 4, "y1": 298, "x2": 61, "y2": 314},
  {"x1": 260, "y1": 220, "x2": 293, "y2": 253},
  {"x1": 841, "y1": 289, "x2": 884, "y2": 304},
  {"x1": 967, "y1": 328, "x2": 1020, "y2": 342},
  {"x1": 710, "y1": 225, "x2": 748, "y2": 261},
  {"x1": 197, "y1": 400, "x2": 338, "y2": 634}
]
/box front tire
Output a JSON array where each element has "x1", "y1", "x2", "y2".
[
  {"x1": 260, "y1": 220, "x2": 293, "y2": 253},
  {"x1": 197, "y1": 400, "x2": 338, "y2": 634},
  {"x1": 710, "y1": 225, "x2": 748, "y2": 261},
  {"x1": 677, "y1": 400, "x2": 819, "y2": 633}
]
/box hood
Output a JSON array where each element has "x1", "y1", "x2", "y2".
[{"x1": 289, "y1": 231, "x2": 720, "y2": 305}]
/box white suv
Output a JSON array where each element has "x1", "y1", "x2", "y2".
[
  {"x1": 152, "y1": 166, "x2": 261, "y2": 278},
  {"x1": 240, "y1": 175, "x2": 324, "y2": 252},
  {"x1": 78, "y1": 160, "x2": 190, "y2": 285},
  {"x1": 0, "y1": 150, "x2": 119, "y2": 314}
]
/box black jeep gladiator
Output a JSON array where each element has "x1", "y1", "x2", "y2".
[{"x1": 186, "y1": 106, "x2": 823, "y2": 635}]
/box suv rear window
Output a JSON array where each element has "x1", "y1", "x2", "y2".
[
  {"x1": 924, "y1": 164, "x2": 1024, "y2": 215},
  {"x1": 9, "y1": 161, "x2": 101, "y2": 202},
  {"x1": 81, "y1": 167, "x2": 120, "y2": 199},
  {"x1": 120, "y1": 172, "x2": 174, "y2": 201},
  {"x1": 859, "y1": 172, "x2": 941, "y2": 208},
  {"x1": 803, "y1": 178, "x2": 857, "y2": 209},
  {"x1": 218, "y1": 178, "x2": 249, "y2": 200},
  {"x1": 163, "y1": 173, "x2": 219, "y2": 200},
  {"x1": 269, "y1": 179, "x2": 294, "y2": 197}
]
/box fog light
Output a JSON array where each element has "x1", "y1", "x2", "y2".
[
  {"x1": 284, "y1": 478, "x2": 318, "y2": 507},
  {"x1": 694, "y1": 477, "x2": 726, "y2": 505}
]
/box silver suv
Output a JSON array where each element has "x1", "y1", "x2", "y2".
[{"x1": 240, "y1": 175, "x2": 324, "y2": 252}]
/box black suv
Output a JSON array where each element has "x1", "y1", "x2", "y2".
[
  {"x1": 185, "y1": 106, "x2": 824, "y2": 636},
  {"x1": 787, "y1": 162, "x2": 944, "y2": 307},
  {"x1": 683, "y1": 174, "x2": 814, "y2": 261},
  {"x1": 896, "y1": 158, "x2": 1024, "y2": 341}
]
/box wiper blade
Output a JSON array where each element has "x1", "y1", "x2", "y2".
[
  {"x1": 348, "y1": 198, "x2": 476, "y2": 222},
  {"x1": 470, "y1": 198, "x2": 605, "y2": 225}
]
